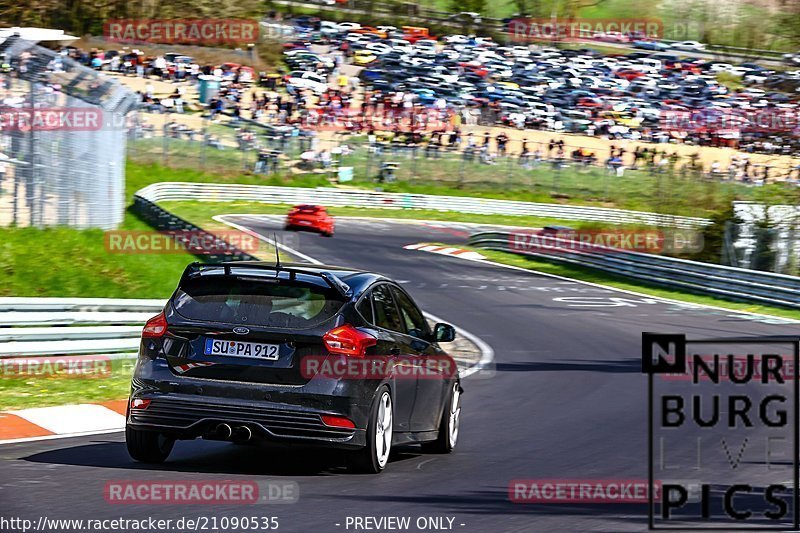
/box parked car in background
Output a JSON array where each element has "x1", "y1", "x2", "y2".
[
  {"x1": 671, "y1": 41, "x2": 706, "y2": 52},
  {"x1": 633, "y1": 40, "x2": 671, "y2": 51},
  {"x1": 285, "y1": 71, "x2": 329, "y2": 94},
  {"x1": 354, "y1": 50, "x2": 378, "y2": 66}
]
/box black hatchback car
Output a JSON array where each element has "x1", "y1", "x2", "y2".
[{"x1": 126, "y1": 261, "x2": 462, "y2": 473}]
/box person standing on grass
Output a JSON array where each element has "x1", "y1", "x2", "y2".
[
  {"x1": 320, "y1": 150, "x2": 332, "y2": 168},
  {"x1": 496, "y1": 132, "x2": 508, "y2": 157},
  {"x1": 533, "y1": 146, "x2": 542, "y2": 168},
  {"x1": 632, "y1": 146, "x2": 643, "y2": 170},
  {"x1": 519, "y1": 138, "x2": 529, "y2": 167},
  {"x1": 433, "y1": 130, "x2": 443, "y2": 159},
  {"x1": 449, "y1": 128, "x2": 460, "y2": 150},
  {"x1": 465, "y1": 132, "x2": 476, "y2": 162},
  {"x1": 425, "y1": 131, "x2": 437, "y2": 158},
  {"x1": 170, "y1": 89, "x2": 184, "y2": 114},
  {"x1": 668, "y1": 152, "x2": 679, "y2": 173},
  {"x1": 609, "y1": 155, "x2": 624, "y2": 176},
  {"x1": 208, "y1": 97, "x2": 217, "y2": 122},
  {"x1": 553, "y1": 145, "x2": 565, "y2": 169},
  {"x1": 154, "y1": 56, "x2": 167, "y2": 79},
  {"x1": 689, "y1": 152, "x2": 701, "y2": 173}
]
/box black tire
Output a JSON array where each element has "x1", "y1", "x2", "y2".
[
  {"x1": 347, "y1": 386, "x2": 392, "y2": 474},
  {"x1": 323, "y1": 229, "x2": 334, "y2": 238},
  {"x1": 126, "y1": 425, "x2": 175, "y2": 464},
  {"x1": 422, "y1": 382, "x2": 461, "y2": 454}
]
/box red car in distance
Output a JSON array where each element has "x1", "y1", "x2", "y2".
[{"x1": 285, "y1": 205, "x2": 335, "y2": 237}]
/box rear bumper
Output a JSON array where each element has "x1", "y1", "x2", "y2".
[
  {"x1": 128, "y1": 358, "x2": 374, "y2": 449},
  {"x1": 127, "y1": 394, "x2": 366, "y2": 449},
  {"x1": 285, "y1": 216, "x2": 331, "y2": 233}
]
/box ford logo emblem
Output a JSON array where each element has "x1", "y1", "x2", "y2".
[{"x1": 233, "y1": 327, "x2": 250, "y2": 335}]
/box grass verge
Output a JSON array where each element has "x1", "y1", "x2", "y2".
[
  {"x1": 0, "y1": 359, "x2": 135, "y2": 411},
  {"x1": 0, "y1": 211, "x2": 202, "y2": 298}
]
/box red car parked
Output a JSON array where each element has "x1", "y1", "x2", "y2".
[{"x1": 285, "y1": 205, "x2": 335, "y2": 237}]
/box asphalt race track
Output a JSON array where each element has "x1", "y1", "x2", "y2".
[{"x1": 2, "y1": 215, "x2": 798, "y2": 532}]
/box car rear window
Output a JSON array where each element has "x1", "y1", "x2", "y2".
[{"x1": 172, "y1": 275, "x2": 344, "y2": 328}]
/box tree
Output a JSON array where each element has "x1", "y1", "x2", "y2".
[
  {"x1": 687, "y1": 201, "x2": 741, "y2": 264},
  {"x1": 0, "y1": 0, "x2": 268, "y2": 36},
  {"x1": 447, "y1": 0, "x2": 487, "y2": 16},
  {"x1": 775, "y1": 0, "x2": 800, "y2": 48}
]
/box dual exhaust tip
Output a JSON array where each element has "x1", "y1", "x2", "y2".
[{"x1": 214, "y1": 423, "x2": 252, "y2": 443}]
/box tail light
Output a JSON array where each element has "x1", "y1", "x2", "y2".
[
  {"x1": 130, "y1": 398, "x2": 151, "y2": 410},
  {"x1": 142, "y1": 312, "x2": 168, "y2": 338},
  {"x1": 323, "y1": 324, "x2": 376, "y2": 357},
  {"x1": 321, "y1": 414, "x2": 356, "y2": 429}
]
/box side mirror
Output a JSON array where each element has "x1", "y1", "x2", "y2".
[{"x1": 433, "y1": 323, "x2": 456, "y2": 343}]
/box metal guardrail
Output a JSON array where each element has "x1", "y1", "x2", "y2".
[
  {"x1": 0, "y1": 296, "x2": 479, "y2": 367},
  {"x1": 0, "y1": 299, "x2": 164, "y2": 358},
  {"x1": 468, "y1": 231, "x2": 800, "y2": 309},
  {"x1": 659, "y1": 39, "x2": 787, "y2": 59},
  {"x1": 136, "y1": 182, "x2": 711, "y2": 229},
  {"x1": 131, "y1": 195, "x2": 259, "y2": 262}
]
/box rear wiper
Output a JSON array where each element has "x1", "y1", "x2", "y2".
[{"x1": 319, "y1": 271, "x2": 352, "y2": 298}]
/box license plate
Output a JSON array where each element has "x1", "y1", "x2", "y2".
[
  {"x1": 299, "y1": 220, "x2": 311, "y2": 225},
  {"x1": 204, "y1": 338, "x2": 280, "y2": 360}
]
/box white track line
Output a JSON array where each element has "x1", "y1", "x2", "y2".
[
  {"x1": 215, "y1": 215, "x2": 321, "y2": 264},
  {"x1": 442, "y1": 254, "x2": 800, "y2": 325},
  {"x1": 0, "y1": 428, "x2": 127, "y2": 446}
]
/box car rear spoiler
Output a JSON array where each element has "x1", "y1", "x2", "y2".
[{"x1": 179, "y1": 262, "x2": 353, "y2": 298}]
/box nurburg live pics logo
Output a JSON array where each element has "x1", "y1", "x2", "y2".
[{"x1": 642, "y1": 332, "x2": 800, "y2": 530}]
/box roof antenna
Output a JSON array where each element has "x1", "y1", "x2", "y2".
[{"x1": 273, "y1": 233, "x2": 282, "y2": 269}]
